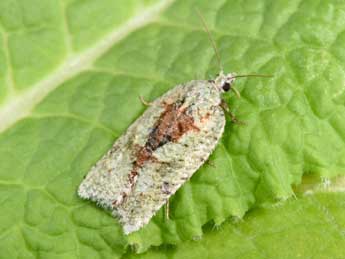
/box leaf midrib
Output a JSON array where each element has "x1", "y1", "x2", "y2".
[{"x1": 0, "y1": 0, "x2": 174, "y2": 134}]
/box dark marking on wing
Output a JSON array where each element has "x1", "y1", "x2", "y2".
[
  {"x1": 112, "y1": 192, "x2": 127, "y2": 206},
  {"x1": 162, "y1": 181, "x2": 171, "y2": 194},
  {"x1": 117, "y1": 99, "x2": 200, "y2": 204}
]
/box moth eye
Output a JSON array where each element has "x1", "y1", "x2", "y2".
[{"x1": 222, "y1": 82, "x2": 231, "y2": 92}]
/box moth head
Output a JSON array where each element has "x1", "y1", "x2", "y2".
[
  {"x1": 214, "y1": 71, "x2": 237, "y2": 94},
  {"x1": 214, "y1": 71, "x2": 272, "y2": 97}
]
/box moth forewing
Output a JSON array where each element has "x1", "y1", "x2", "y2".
[{"x1": 78, "y1": 80, "x2": 226, "y2": 234}]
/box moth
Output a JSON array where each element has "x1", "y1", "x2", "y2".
[{"x1": 78, "y1": 12, "x2": 270, "y2": 234}]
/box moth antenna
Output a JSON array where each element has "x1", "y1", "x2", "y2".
[
  {"x1": 231, "y1": 74, "x2": 273, "y2": 79},
  {"x1": 195, "y1": 8, "x2": 223, "y2": 72}
]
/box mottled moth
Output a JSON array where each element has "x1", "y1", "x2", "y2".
[{"x1": 78, "y1": 12, "x2": 270, "y2": 234}]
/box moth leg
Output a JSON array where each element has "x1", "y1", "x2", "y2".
[
  {"x1": 140, "y1": 95, "x2": 171, "y2": 108},
  {"x1": 165, "y1": 199, "x2": 170, "y2": 221},
  {"x1": 139, "y1": 95, "x2": 154, "y2": 106},
  {"x1": 220, "y1": 100, "x2": 245, "y2": 125},
  {"x1": 205, "y1": 159, "x2": 216, "y2": 168}
]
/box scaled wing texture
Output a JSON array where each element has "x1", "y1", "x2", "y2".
[{"x1": 78, "y1": 80, "x2": 225, "y2": 234}]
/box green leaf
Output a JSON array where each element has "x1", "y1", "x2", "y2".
[
  {"x1": 124, "y1": 192, "x2": 345, "y2": 259},
  {"x1": 1, "y1": 0, "x2": 345, "y2": 257}
]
